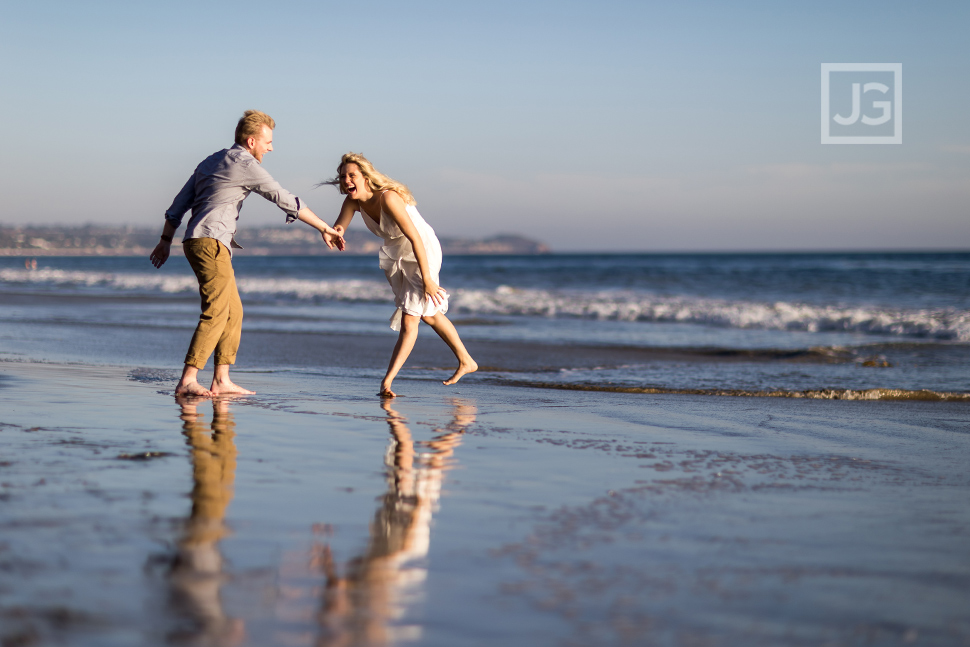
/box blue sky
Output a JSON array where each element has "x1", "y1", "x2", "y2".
[{"x1": 1, "y1": 0, "x2": 967, "y2": 251}]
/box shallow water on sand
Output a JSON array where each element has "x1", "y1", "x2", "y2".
[{"x1": 1, "y1": 363, "x2": 969, "y2": 646}]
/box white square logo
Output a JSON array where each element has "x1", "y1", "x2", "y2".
[{"x1": 821, "y1": 63, "x2": 902, "y2": 144}]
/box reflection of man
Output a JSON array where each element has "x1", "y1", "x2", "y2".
[
  {"x1": 150, "y1": 110, "x2": 345, "y2": 397},
  {"x1": 169, "y1": 395, "x2": 244, "y2": 645}
]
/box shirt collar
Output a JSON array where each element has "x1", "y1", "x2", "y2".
[{"x1": 229, "y1": 143, "x2": 258, "y2": 162}]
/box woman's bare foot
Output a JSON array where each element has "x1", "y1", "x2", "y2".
[
  {"x1": 210, "y1": 378, "x2": 255, "y2": 395},
  {"x1": 379, "y1": 380, "x2": 397, "y2": 398},
  {"x1": 443, "y1": 359, "x2": 478, "y2": 386},
  {"x1": 175, "y1": 380, "x2": 213, "y2": 397}
]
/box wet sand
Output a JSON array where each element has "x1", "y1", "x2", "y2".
[{"x1": 1, "y1": 361, "x2": 969, "y2": 646}]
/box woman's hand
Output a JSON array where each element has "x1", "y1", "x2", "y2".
[
  {"x1": 297, "y1": 207, "x2": 346, "y2": 251},
  {"x1": 322, "y1": 227, "x2": 345, "y2": 251},
  {"x1": 424, "y1": 278, "x2": 446, "y2": 306}
]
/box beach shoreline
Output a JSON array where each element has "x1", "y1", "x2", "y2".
[
  {"x1": 2, "y1": 359, "x2": 969, "y2": 646},
  {"x1": 3, "y1": 252, "x2": 968, "y2": 400}
]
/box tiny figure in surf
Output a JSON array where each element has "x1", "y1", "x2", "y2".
[{"x1": 324, "y1": 153, "x2": 477, "y2": 397}]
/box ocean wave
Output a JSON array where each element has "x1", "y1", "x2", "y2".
[
  {"x1": 234, "y1": 277, "x2": 392, "y2": 301},
  {"x1": 0, "y1": 268, "x2": 393, "y2": 301},
  {"x1": 449, "y1": 287, "x2": 970, "y2": 341},
  {"x1": 0, "y1": 268, "x2": 200, "y2": 294},
  {"x1": 2, "y1": 269, "x2": 968, "y2": 341}
]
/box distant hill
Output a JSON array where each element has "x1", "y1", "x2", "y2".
[{"x1": 0, "y1": 225, "x2": 550, "y2": 256}]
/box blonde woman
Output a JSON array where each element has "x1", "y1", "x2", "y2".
[{"x1": 327, "y1": 153, "x2": 477, "y2": 397}]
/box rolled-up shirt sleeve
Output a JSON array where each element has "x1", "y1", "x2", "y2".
[
  {"x1": 164, "y1": 173, "x2": 197, "y2": 228},
  {"x1": 246, "y1": 164, "x2": 305, "y2": 224}
]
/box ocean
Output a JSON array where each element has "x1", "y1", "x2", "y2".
[{"x1": 1, "y1": 251, "x2": 968, "y2": 397}]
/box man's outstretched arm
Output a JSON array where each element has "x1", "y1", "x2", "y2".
[{"x1": 246, "y1": 166, "x2": 342, "y2": 250}]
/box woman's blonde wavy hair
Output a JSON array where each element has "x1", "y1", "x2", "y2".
[{"x1": 322, "y1": 152, "x2": 416, "y2": 206}]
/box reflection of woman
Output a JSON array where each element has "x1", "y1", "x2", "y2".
[
  {"x1": 311, "y1": 399, "x2": 476, "y2": 646},
  {"x1": 168, "y1": 396, "x2": 244, "y2": 645}
]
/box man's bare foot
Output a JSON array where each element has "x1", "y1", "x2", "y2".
[
  {"x1": 175, "y1": 381, "x2": 213, "y2": 397},
  {"x1": 443, "y1": 359, "x2": 478, "y2": 386},
  {"x1": 210, "y1": 379, "x2": 255, "y2": 396}
]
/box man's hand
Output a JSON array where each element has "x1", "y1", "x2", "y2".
[{"x1": 150, "y1": 241, "x2": 171, "y2": 268}]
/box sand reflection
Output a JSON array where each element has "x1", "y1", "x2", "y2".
[
  {"x1": 279, "y1": 398, "x2": 475, "y2": 647},
  {"x1": 168, "y1": 395, "x2": 245, "y2": 645}
]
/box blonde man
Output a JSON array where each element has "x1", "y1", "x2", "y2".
[{"x1": 151, "y1": 111, "x2": 344, "y2": 397}]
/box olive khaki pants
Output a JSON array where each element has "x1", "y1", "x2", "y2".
[{"x1": 183, "y1": 238, "x2": 243, "y2": 369}]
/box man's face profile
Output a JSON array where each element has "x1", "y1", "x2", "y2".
[{"x1": 247, "y1": 125, "x2": 273, "y2": 162}]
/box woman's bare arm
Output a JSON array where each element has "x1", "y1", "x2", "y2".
[
  {"x1": 332, "y1": 196, "x2": 359, "y2": 237},
  {"x1": 381, "y1": 191, "x2": 445, "y2": 306}
]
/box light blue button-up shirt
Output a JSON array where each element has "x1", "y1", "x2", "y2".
[{"x1": 164, "y1": 143, "x2": 304, "y2": 254}]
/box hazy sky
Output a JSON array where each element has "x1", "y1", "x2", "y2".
[{"x1": 1, "y1": 0, "x2": 967, "y2": 251}]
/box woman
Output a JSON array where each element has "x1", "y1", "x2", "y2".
[{"x1": 326, "y1": 153, "x2": 477, "y2": 397}]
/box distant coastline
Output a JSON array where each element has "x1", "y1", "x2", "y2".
[{"x1": 0, "y1": 225, "x2": 550, "y2": 256}]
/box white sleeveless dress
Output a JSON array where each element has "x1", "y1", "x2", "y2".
[{"x1": 360, "y1": 195, "x2": 449, "y2": 331}]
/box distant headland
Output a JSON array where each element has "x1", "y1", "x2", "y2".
[{"x1": 0, "y1": 225, "x2": 550, "y2": 256}]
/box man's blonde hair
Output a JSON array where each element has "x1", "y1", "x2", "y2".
[{"x1": 234, "y1": 110, "x2": 275, "y2": 145}]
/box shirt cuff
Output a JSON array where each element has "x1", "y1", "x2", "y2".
[{"x1": 285, "y1": 197, "x2": 303, "y2": 224}]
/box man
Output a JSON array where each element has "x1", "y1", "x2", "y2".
[{"x1": 150, "y1": 110, "x2": 344, "y2": 397}]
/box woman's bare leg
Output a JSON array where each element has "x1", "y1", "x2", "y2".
[
  {"x1": 381, "y1": 314, "x2": 420, "y2": 397},
  {"x1": 422, "y1": 313, "x2": 478, "y2": 385}
]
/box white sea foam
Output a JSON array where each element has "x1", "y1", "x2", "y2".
[
  {"x1": 0, "y1": 268, "x2": 393, "y2": 301},
  {"x1": 234, "y1": 277, "x2": 392, "y2": 301},
  {"x1": 0, "y1": 268, "x2": 200, "y2": 293},
  {"x1": 2, "y1": 269, "x2": 967, "y2": 341},
  {"x1": 448, "y1": 287, "x2": 970, "y2": 341}
]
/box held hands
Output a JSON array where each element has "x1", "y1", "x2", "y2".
[
  {"x1": 321, "y1": 227, "x2": 346, "y2": 251},
  {"x1": 297, "y1": 208, "x2": 346, "y2": 251},
  {"x1": 150, "y1": 241, "x2": 170, "y2": 268},
  {"x1": 424, "y1": 278, "x2": 447, "y2": 306}
]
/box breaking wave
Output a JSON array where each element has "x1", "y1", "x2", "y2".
[
  {"x1": 0, "y1": 268, "x2": 394, "y2": 301},
  {"x1": 2, "y1": 269, "x2": 968, "y2": 341},
  {"x1": 449, "y1": 287, "x2": 970, "y2": 342}
]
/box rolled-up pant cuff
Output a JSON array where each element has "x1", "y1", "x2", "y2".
[
  {"x1": 183, "y1": 354, "x2": 237, "y2": 370},
  {"x1": 184, "y1": 354, "x2": 208, "y2": 370}
]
